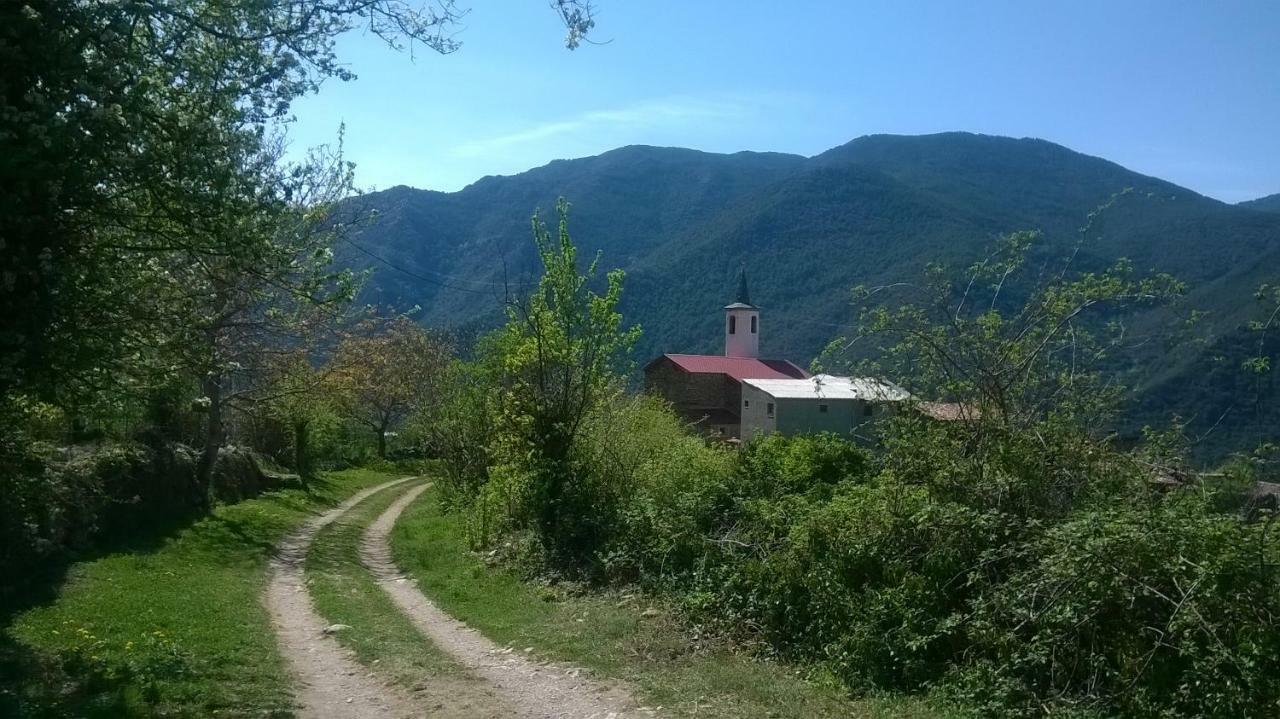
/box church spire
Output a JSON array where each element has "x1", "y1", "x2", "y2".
[
  {"x1": 724, "y1": 265, "x2": 760, "y2": 358},
  {"x1": 735, "y1": 265, "x2": 752, "y2": 307}
]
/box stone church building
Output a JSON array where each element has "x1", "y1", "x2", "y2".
[{"x1": 642, "y1": 270, "x2": 808, "y2": 438}]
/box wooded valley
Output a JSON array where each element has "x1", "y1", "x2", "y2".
[{"x1": 2, "y1": 2, "x2": 1278, "y2": 718}]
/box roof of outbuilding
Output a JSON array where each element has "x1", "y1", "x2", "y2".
[
  {"x1": 741, "y1": 374, "x2": 911, "y2": 401},
  {"x1": 916, "y1": 402, "x2": 979, "y2": 421},
  {"x1": 647, "y1": 354, "x2": 809, "y2": 381}
]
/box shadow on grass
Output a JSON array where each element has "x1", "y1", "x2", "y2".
[
  {"x1": 0, "y1": 628, "x2": 149, "y2": 718},
  {"x1": 0, "y1": 471, "x2": 362, "y2": 718},
  {"x1": 1, "y1": 506, "x2": 204, "y2": 625},
  {"x1": 0, "y1": 473, "x2": 338, "y2": 625},
  {"x1": 0, "y1": 506, "x2": 224, "y2": 718}
]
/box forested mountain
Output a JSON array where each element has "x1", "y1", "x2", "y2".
[
  {"x1": 340, "y1": 132, "x2": 1280, "y2": 461},
  {"x1": 1240, "y1": 192, "x2": 1280, "y2": 212}
]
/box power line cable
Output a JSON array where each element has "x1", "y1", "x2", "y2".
[{"x1": 340, "y1": 237, "x2": 530, "y2": 296}]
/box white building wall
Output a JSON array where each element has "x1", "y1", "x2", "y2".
[
  {"x1": 724, "y1": 308, "x2": 760, "y2": 358},
  {"x1": 775, "y1": 397, "x2": 859, "y2": 435},
  {"x1": 741, "y1": 391, "x2": 886, "y2": 441},
  {"x1": 739, "y1": 382, "x2": 776, "y2": 441}
]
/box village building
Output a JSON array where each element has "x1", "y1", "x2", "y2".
[
  {"x1": 645, "y1": 270, "x2": 970, "y2": 440},
  {"x1": 739, "y1": 376, "x2": 976, "y2": 440},
  {"x1": 739, "y1": 374, "x2": 910, "y2": 441},
  {"x1": 643, "y1": 270, "x2": 807, "y2": 437}
]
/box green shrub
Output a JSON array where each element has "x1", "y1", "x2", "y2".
[
  {"x1": 0, "y1": 436, "x2": 65, "y2": 582},
  {"x1": 581, "y1": 396, "x2": 736, "y2": 582},
  {"x1": 955, "y1": 492, "x2": 1280, "y2": 717},
  {"x1": 737, "y1": 432, "x2": 870, "y2": 499},
  {"x1": 11, "y1": 396, "x2": 71, "y2": 443},
  {"x1": 428, "y1": 372, "x2": 1280, "y2": 717},
  {"x1": 405, "y1": 360, "x2": 497, "y2": 501},
  {"x1": 716, "y1": 481, "x2": 990, "y2": 691}
]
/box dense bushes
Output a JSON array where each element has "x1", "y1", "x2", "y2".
[
  {"x1": 596, "y1": 409, "x2": 1277, "y2": 715},
  {"x1": 431, "y1": 382, "x2": 1280, "y2": 716},
  {"x1": 580, "y1": 396, "x2": 737, "y2": 582},
  {"x1": 422, "y1": 217, "x2": 1279, "y2": 715},
  {"x1": 745, "y1": 483, "x2": 987, "y2": 690},
  {"x1": 955, "y1": 495, "x2": 1280, "y2": 717}
]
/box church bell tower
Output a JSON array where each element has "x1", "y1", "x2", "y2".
[{"x1": 724, "y1": 267, "x2": 759, "y2": 358}]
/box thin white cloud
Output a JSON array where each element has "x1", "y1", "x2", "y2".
[{"x1": 451, "y1": 96, "x2": 754, "y2": 158}]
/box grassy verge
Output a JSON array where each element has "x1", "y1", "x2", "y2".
[
  {"x1": 0, "y1": 469, "x2": 395, "y2": 718},
  {"x1": 390, "y1": 486, "x2": 942, "y2": 719},
  {"x1": 305, "y1": 480, "x2": 464, "y2": 688}
]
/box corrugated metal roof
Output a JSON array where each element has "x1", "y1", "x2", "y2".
[
  {"x1": 652, "y1": 354, "x2": 809, "y2": 381},
  {"x1": 742, "y1": 374, "x2": 911, "y2": 401}
]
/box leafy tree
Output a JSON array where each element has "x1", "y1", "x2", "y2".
[
  {"x1": 822, "y1": 231, "x2": 1183, "y2": 431},
  {"x1": 1, "y1": 0, "x2": 606, "y2": 507},
  {"x1": 168, "y1": 140, "x2": 361, "y2": 500},
  {"x1": 260, "y1": 351, "x2": 336, "y2": 485},
  {"x1": 490, "y1": 199, "x2": 640, "y2": 563},
  {"x1": 332, "y1": 316, "x2": 452, "y2": 459},
  {"x1": 407, "y1": 358, "x2": 500, "y2": 497},
  {"x1": 0, "y1": 0, "x2": 601, "y2": 418}
]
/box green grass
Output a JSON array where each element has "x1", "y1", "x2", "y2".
[
  {"x1": 0, "y1": 469, "x2": 395, "y2": 718},
  {"x1": 390, "y1": 486, "x2": 943, "y2": 718},
  {"x1": 305, "y1": 480, "x2": 464, "y2": 688}
]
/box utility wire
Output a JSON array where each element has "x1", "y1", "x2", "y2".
[{"x1": 340, "y1": 237, "x2": 531, "y2": 296}]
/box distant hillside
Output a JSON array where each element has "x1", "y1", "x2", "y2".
[
  {"x1": 339, "y1": 132, "x2": 1280, "y2": 461},
  {"x1": 1240, "y1": 192, "x2": 1280, "y2": 213}
]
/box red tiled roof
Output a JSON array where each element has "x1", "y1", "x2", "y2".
[{"x1": 649, "y1": 354, "x2": 809, "y2": 381}]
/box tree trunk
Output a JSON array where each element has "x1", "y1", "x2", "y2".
[
  {"x1": 195, "y1": 372, "x2": 223, "y2": 509},
  {"x1": 376, "y1": 423, "x2": 388, "y2": 459},
  {"x1": 293, "y1": 420, "x2": 310, "y2": 489}
]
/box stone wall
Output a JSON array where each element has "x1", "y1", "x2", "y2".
[{"x1": 643, "y1": 359, "x2": 743, "y2": 436}]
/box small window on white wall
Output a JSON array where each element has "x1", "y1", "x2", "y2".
[
  {"x1": 767, "y1": 402, "x2": 775, "y2": 418},
  {"x1": 818, "y1": 404, "x2": 829, "y2": 413},
  {"x1": 744, "y1": 399, "x2": 750, "y2": 408},
  {"x1": 751, "y1": 316, "x2": 757, "y2": 334},
  {"x1": 729, "y1": 316, "x2": 737, "y2": 334}
]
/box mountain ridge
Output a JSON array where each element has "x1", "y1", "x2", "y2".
[
  {"x1": 1240, "y1": 192, "x2": 1280, "y2": 212},
  {"x1": 340, "y1": 132, "x2": 1280, "y2": 460}
]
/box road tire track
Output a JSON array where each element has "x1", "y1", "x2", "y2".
[
  {"x1": 361, "y1": 482, "x2": 652, "y2": 719},
  {"x1": 264, "y1": 477, "x2": 432, "y2": 718}
]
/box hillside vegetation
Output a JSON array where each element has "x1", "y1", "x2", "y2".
[
  {"x1": 1239, "y1": 192, "x2": 1280, "y2": 213},
  {"x1": 342, "y1": 133, "x2": 1280, "y2": 460},
  {"x1": 412, "y1": 207, "x2": 1280, "y2": 718}
]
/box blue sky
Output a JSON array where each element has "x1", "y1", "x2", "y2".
[{"x1": 288, "y1": 1, "x2": 1280, "y2": 202}]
